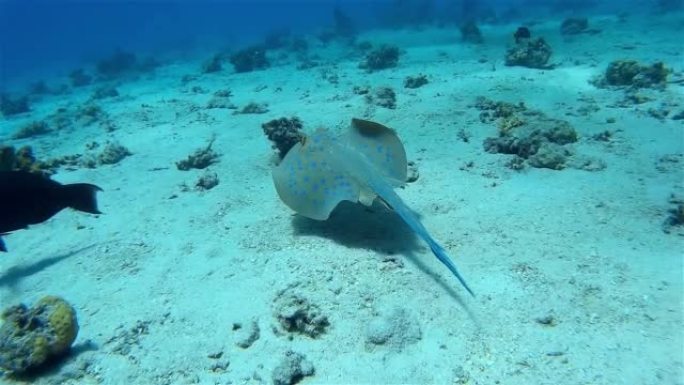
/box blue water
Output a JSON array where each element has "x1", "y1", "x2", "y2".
[{"x1": 0, "y1": 0, "x2": 660, "y2": 88}]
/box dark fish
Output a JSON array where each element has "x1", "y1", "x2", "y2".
[
  {"x1": 514, "y1": 26, "x2": 531, "y2": 44},
  {"x1": 0, "y1": 171, "x2": 102, "y2": 252}
]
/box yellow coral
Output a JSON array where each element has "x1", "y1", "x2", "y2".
[
  {"x1": 36, "y1": 296, "x2": 79, "y2": 354},
  {"x1": 31, "y1": 335, "x2": 50, "y2": 364},
  {"x1": 0, "y1": 296, "x2": 79, "y2": 374}
]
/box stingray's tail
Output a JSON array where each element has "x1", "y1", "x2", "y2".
[
  {"x1": 426, "y1": 238, "x2": 474, "y2": 296},
  {"x1": 372, "y1": 179, "x2": 474, "y2": 296}
]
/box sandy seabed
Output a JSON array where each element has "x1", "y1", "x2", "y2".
[{"x1": 0, "y1": 12, "x2": 682, "y2": 385}]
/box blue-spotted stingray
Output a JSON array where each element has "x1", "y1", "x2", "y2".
[{"x1": 272, "y1": 118, "x2": 474, "y2": 296}]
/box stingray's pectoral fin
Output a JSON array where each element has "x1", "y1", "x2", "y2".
[{"x1": 272, "y1": 138, "x2": 362, "y2": 220}]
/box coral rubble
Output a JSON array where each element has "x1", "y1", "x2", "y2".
[{"x1": 262, "y1": 117, "x2": 306, "y2": 159}]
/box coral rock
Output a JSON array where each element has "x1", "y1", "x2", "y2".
[
  {"x1": 505, "y1": 38, "x2": 553, "y2": 69},
  {"x1": 0, "y1": 296, "x2": 79, "y2": 374}
]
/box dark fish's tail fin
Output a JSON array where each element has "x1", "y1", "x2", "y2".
[{"x1": 61, "y1": 183, "x2": 103, "y2": 214}]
